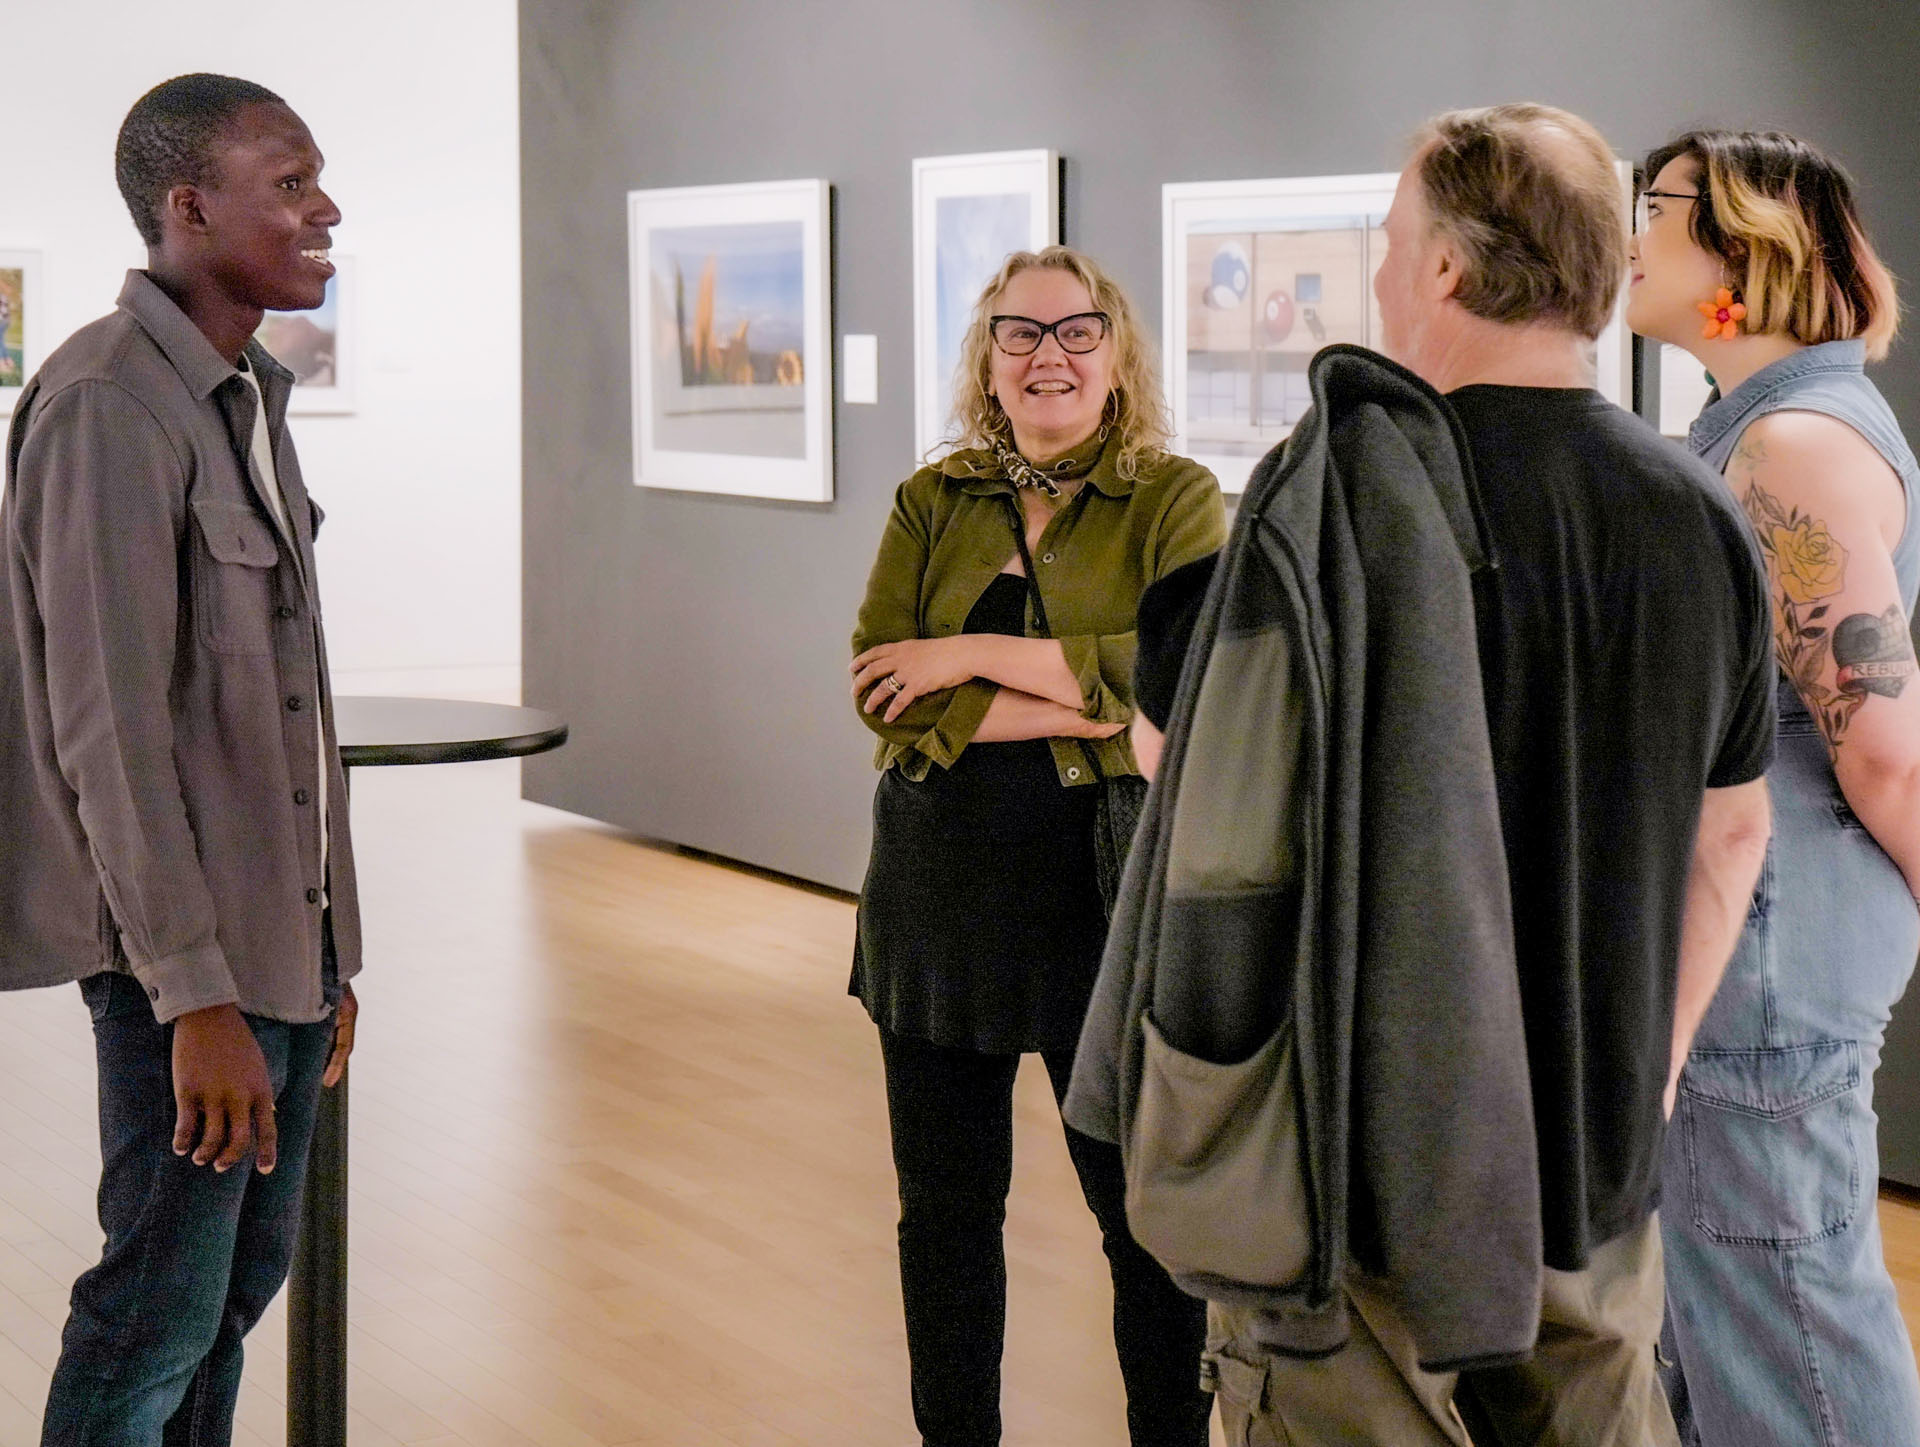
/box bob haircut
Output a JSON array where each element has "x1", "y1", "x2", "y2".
[
  {"x1": 1643, "y1": 129, "x2": 1899, "y2": 361},
  {"x1": 943, "y1": 245, "x2": 1171, "y2": 480}
]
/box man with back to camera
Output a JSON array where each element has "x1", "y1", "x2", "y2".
[
  {"x1": 1076, "y1": 104, "x2": 1778, "y2": 1444},
  {"x1": 0, "y1": 74, "x2": 360, "y2": 1444}
]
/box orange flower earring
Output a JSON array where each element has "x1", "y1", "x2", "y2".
[{"x1": 1699, "y1": 286, "x2": 1747, "y2": 340}]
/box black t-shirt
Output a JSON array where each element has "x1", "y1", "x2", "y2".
[
  {"x1": 1131, "y1": 387, "x2": 1775, "y2": 1268},
  {"x1": 1450, "y1": 386, "x2": 1774, "y2": 1266}
]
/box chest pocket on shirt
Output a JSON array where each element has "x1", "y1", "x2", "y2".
[{"x1": 190, "y1": 498, "x2": 280, "y2": 656}]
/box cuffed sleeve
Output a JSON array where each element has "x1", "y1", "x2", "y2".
[
  {"x1": 135, "y1": 944, "x2": 242, "y2": 1019},
  {"x1": 8, "y1": 381, "x2": 238, "y2": 1021},
  {"x1": 889, "y1": 677, "x2": 999, "y2": 772},
  {"x1": 1058, "y1": 629, "x2": 1139, "y2": 722}
]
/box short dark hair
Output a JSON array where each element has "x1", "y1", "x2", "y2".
[
  {"x1": 115, "y1": 73, "x2": 285, "y2": 247},
  {"x1": 1641, "y1": 129, "x2": 1899, "y2": 361}
]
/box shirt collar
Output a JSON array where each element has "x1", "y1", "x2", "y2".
[
  {"x1": 115, "y1": 270, "x2": 296, "y2": 399},
  {"x1": 1689, "y1": 339, "x2": 1868, "y2": 457}
]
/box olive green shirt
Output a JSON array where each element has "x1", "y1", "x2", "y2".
[{"x1": 851, "y1": 439, "x2": 1227, "y2": 784}]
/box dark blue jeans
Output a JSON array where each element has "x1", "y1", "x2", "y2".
[{"x1": 41, "y1": 971, "x2": 334, "y2": 1447}]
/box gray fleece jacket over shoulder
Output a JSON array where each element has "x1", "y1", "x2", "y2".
[{"x1": 1063, "y1": 344, "x2": 1541, "y2": 1372}]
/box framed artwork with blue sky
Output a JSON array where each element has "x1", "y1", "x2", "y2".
[
  {"x1": 912, "y1": 150, "x2": 1059, "y2": 465},
  {"x1": 628, "y1": 179, "x2": 832, "y2": 501}
]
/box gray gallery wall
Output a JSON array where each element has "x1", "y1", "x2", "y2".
[{"x1": 520, "y1": 0, "x2": 1920, "y2": 895}]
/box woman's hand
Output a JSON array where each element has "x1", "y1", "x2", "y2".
[{"x1": 852, "y1": 637, "x2": 982, "y2": 722}]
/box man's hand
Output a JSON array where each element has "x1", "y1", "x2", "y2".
[
  {"x1": 172, "y1": 1003, "x2": 277, "y2": 1173},
  {"x1": 323, "y1": 982, "x2": 357, "y2": 1088}
]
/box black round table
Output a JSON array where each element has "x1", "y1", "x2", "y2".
[{"x1": 289, "y1": 698, "x2": 567, "y2": 1447}]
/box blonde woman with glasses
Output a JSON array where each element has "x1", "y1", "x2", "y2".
[{"x1": 847, "y1": 246, "x2": 1225, "y2": 1447}]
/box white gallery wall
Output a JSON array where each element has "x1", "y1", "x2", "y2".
[{"x1": 2, "y1": 1, "x2": 522, "y2": 699}]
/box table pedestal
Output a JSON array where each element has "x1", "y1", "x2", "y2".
[{"x1": 281, "y1": 698, "x2": 566, "y2": 1446}]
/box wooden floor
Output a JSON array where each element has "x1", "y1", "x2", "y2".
[{"x1": 3, "y1": 759, "x2": 1919, "y2": 1445}]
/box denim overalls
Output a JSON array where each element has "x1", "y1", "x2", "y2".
[{"x1": 1661, "y1": 339, "x2": 1920, "y2": 1446}]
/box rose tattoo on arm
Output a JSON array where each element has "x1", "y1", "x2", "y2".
[{"x1": 1742, "y1": 454, "x2": 1917, "y2": 753}]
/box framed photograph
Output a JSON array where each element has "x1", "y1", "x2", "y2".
[
  {"x1": 1658, "y1": 342, "x2": 1716, "y2": 437},
  {"x1": 912, "y1": 150, "x2": 1059, "y2": 463},
  {"x1": 628, "y1": 179, "x2": 832, "y2": 502},
  {"x1": 1163, "y1": 174, "x2": 1398, "y2": 494},
  {"x1": 0, "y1": 250, "x2": 47, "y2": 413},
  {"x1": 1165, "y1": 165, "x2": 1637, "y2": 492},
  {"x1": 255, "y1": 255, "x2": 355, "y2": 415}
]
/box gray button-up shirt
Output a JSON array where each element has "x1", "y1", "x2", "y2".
[{"x1": 0, "y1": 271, "x2": 361, "y2": 1023}]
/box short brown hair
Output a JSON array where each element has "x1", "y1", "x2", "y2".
[
  {"x1": 944, "y1": 245, "x2": 1171, "y2": 479},
  {"x1": 1642, "y1": 130, "x2": 1899, "y2": 361},
  {"x1": 1413, "y1": 104, "x2": 1628, "y2": 341}
]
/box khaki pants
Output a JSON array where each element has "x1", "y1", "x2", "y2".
[{"x1": 1205, "y1": 1216, "x2": 1680, "y2": 1447}]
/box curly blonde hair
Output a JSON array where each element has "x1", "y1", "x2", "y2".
[{"x1": 939, "y1": 245, "x2": 1172, "y2": 480}]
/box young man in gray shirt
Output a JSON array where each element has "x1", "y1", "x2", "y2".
[{"x1": 0, "y1": 73, "x2": 360, "y2": 1445}]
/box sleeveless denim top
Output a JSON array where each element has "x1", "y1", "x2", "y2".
[
  {"x1": 1689, "y1": 340, "x2": 1920, "y2": 1004},
  {"x1": 1690, "y1": 339, "x2": 1920, "y2": 712}
]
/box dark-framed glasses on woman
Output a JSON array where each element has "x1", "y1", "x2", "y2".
[
  {"x1": 1634, "y1": 189, "x2": 1699, "y2": 233},
  {"x1": 988, "y1": 311, "x2": 1111, "y2": 356}
]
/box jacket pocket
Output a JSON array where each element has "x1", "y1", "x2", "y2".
[
  {"x1": 1681, "y1": 1039, "x2": 1862, "y2": 1247},
  {"x1": 1126, "y1": 1010, "x2": 1311, "y2": 1290},
  {"x1": 190, "y1": 498, "x2": 281, "y2": 656}
]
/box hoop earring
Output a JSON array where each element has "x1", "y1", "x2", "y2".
[
  {"x1": 1099, "y1": 392, "x2": 1119, "y2": 440},
  {"x1": 1698, "y1": 286, "x2": 1748, "y2": 341}
]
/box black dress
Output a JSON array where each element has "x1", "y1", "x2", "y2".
[{"x1": 851, "y1": 571, "x2": 1108, "y2": 1054}]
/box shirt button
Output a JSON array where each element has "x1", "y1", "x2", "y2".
[
  {"x1": 294, "y1": 788, "x2": 311, "y2": 805},
  {"x1": 1067, "y1": 766, "x2": 1082, "y2": 781},
  {"x1": 287, "y1": 696, "x2": 303, "y2": 711},
  {"x1": 277, "y1": 605, "x2": 296, "y2": 620},
  {"x1": 148, "y1": 985, "x2": 160, "y2": 1001},
  {"x1": 306, "y1": 888, "x2": 321, "y2": 905},
  {"x1": 1042, "y1": 552, "x2": 1056, "y2": 564}
]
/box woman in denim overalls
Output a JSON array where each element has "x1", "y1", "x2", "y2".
[{"x1": 1629, "y1": 130, "x2": 1920, "y2": 1445}]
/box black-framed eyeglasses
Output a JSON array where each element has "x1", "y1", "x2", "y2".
[
  {"x1": 988, "y1": 311, "x2": 1111, "y2": 356},
  {"x1": 1635, "y1": 189, "x2": 1700, "y2": 232}
]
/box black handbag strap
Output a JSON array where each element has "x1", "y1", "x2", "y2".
[{"x1": 1005, "y1": 496, "x2": 1106, "y2": 783}]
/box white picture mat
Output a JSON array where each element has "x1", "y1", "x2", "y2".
[
  {"x1": 628, "y1": 179, "x2": 832, "y2": 502},
  {"x1": 912, "y1": 150, "x2": 1057, "y2": 465},
  {"x1": 1163, "y1": 173, "x2": 1398, "y2": 494},
  {"x1": 0, "y1": 248, "x2": 47, "y2": 415},
  {"x1": 1659, "y1": 343, "x2": 1717, "y2": 437},
  {"x1": 258, "y1": 254, "x2": 356, "y2": 416},
  {"x1": 1589, "y1": 160, "x2": 1635, "y2": 412}
]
